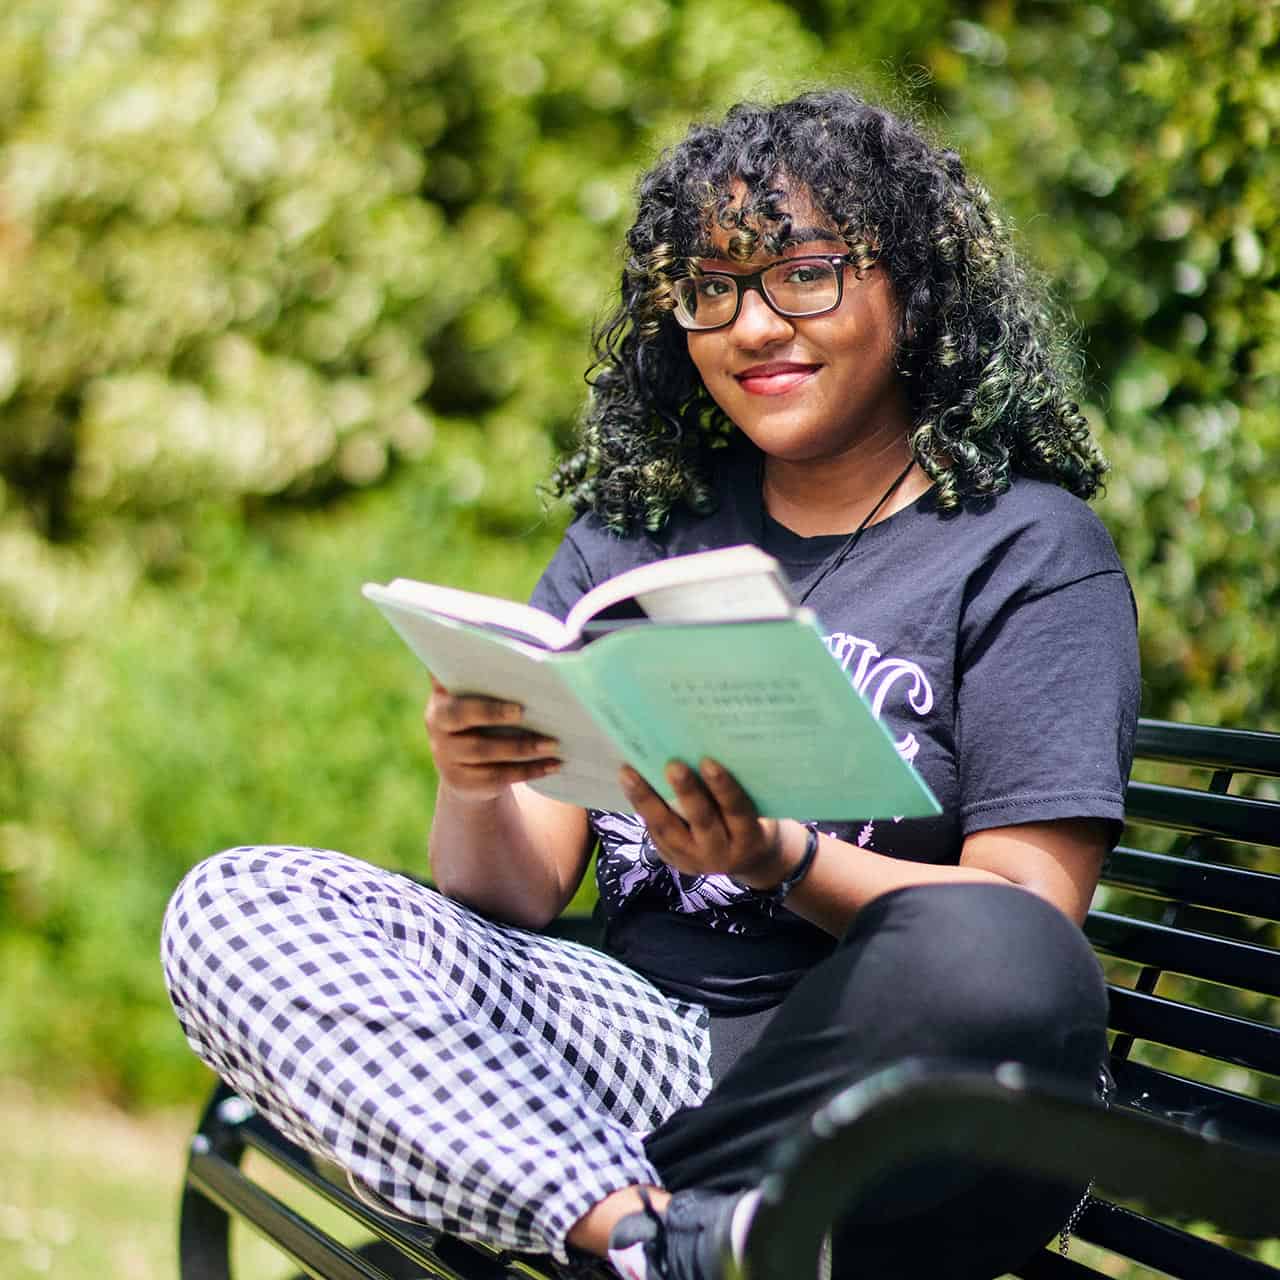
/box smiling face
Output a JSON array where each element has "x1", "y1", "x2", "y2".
[{"x1": 685, "y1": 185, "x2": 911, "y2": 470}]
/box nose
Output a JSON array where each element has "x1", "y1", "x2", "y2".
[{"x1": 730, "y1": 285, "x2": 794, "y2": 347}]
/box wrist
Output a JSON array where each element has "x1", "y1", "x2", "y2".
[
  {"x1": 438, "y1": 779, "x2": 509, "y2": 811},
  {"x1": 732, "y1": 821, "x2": 820, "y2": 901},
  {"x1": 730, "y1": 821, "x2": 788, "y2": 888}
]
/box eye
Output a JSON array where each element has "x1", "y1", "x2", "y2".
[
  {"x1": 695, "y1": 276, "x2": 735, "y2": 299},
  {"x1": 777, "y1": 261, "x2": 827, "y2": 286}
]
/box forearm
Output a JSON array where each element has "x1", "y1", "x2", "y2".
[
  {"x1": 745, "y1": 818, "x2": 1105, "y2": 936},
  {"x1": 619, "y1": 760, "x2": 1106, "y2": 937},
  {"x1": 770, "y1": 825, "x2": 1008, "y2": 937},
  {"x1": 428, "y1": 784, "x2": 589, "y2": 930}
]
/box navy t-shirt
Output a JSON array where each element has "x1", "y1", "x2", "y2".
[{"x1": 530, "y1": 448, "x2": 1141, "y2": 1012}]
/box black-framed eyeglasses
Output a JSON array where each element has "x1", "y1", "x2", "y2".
[{"x1": 670, "y1": 254, "x2": 857, "y2": 332}]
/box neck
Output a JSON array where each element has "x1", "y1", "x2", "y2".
[{"x1": 762, "y1": 437, "x2": 927, "y2": 536}]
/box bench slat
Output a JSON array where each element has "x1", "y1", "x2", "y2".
[
  {"x1": 236, "y1": 1111, "x2": 557, "y2": 1280},
  {"x1": 1013, "y1": 1249, "x2": 1108, "y2": 1278},
  {"x1": 234, "y1": 1116, "x2": 511, "y2": 1279},
  {"x1": 1106, "y1": 986, "x2": 1280, "y2": 1077},
  {"x1": 1076, "y1": 1202, "x2": 1279, "y2": 1280},
  {"x1": 1124, "y1": 781, "x2": 1280, "y2": 847},
  {"x1": 187, "y1": 1148, "x2": 398, "y2": 1280},
  {"x1": 1134, "y1": 720, "x2": 1280, "y2": 778},
  {"x1": 1086, "y1": 912, "x2": 1280, "y2": 997},
  {"x1": 1102, "y1": 848, "x2": 1280, "y2": 921},
  {"x1": 1108, "y1": 1059, "x2": 1280, "y2": 1147}
]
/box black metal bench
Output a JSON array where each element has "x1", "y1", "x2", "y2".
[{"x1": 177, "y1": 717, "x2": 1280, "y2": 1279}]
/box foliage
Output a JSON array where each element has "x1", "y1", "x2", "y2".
[
  {"x1": 0, "y1": 0, "x2": 1276, "y2": 1114},
  {"x1": 0, "y1": 466, "x2": 565, "y2": 1100},
  {"x1": 924, "y1": 0, "x2": 1280, "y2": 728},
  {"x1": 0, "y1": 0, "x2": 903, "y2": 1103}
]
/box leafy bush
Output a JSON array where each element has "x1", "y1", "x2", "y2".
[
  {"x1": 1, "y1": 0, "x2": 1276, "y2": 1109},
  {"x1": 0, "y1": 0, "x2": 865, "y2": 1103},
  {"x1": 927, "y1": 0, "x2": 1280, "y2": 728}
]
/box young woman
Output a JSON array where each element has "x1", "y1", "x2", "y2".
[{"x1": 163, "y1": 90, "x2": 1140, "y2": 1280}]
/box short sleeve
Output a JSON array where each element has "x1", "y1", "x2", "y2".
[
  {"x1": 956, "y1": 570, "x2": 1140, "y2": 841},
  {"x1": 527, "y1": 528, "x2": 597, "y2": 622},
  {"x1": 528, "y1": 511, "x2": 671, "y2": 621}
]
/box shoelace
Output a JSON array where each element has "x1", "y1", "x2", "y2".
[{"x1": 633, "y1": 1188, "x2": 680, "y2": 1278}]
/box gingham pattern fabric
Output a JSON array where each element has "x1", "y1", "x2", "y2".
[{"x1": 161, "y1": 845, "x2": 713, "y2": 1261}]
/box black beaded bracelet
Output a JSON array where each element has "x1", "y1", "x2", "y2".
[{"x1": 734, "y1": 822, "x2": 821, "y2": 904}]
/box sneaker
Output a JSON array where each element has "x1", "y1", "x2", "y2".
[{"x1": 606, "y1": 1188, "x2": 760, "y2": 1280}]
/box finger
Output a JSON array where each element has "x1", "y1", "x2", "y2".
[
  {"x1": 451, "y1": 729, "x2": 560, "y2": 766},
  {"x1": 698, "y1": 758, "x2": 760, "y2": 839},
  {"x1": 666, "y1": 760, "x2": 725, "y2": 837},
  {"x1": 429, "y1": 691, "x2": 525, "y2": 733},
  {"x1": 619, "y1": 766, "x2": 690, "y2": 850},
  {"x1": 459, "y1": 758, "x2": 562, "y2": 787}
]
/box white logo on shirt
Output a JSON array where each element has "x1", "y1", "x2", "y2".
[{"x1": 825, "y1": 631, "x2": 934, "y2": 763}]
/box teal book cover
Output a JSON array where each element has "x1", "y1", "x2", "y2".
[{"x1": 558, "y1": 618, "x2": 938, "y2": 820}]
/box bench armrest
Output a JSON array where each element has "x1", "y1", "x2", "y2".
[{"x1": 745, "y1": 1058, "x2": 1280, "y2": 1280}]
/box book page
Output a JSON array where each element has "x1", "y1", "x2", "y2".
[
  {"x1": 563, "y1": 544, "x2": 795, "y2": 637},
  {"x1": 631, "y1": 571, "x2": 796, "y2": 624},
  {"x1": 365, "y1": 580, "x2": 572, "y2": 650}
]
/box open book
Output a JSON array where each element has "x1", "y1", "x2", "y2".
[{"x1": 363, "y1": 545, "x2": 940, "y2": 820}]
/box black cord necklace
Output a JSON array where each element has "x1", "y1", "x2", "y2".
[{"x1": 762, "y1": 456, "x2": 918, "y2": 606}]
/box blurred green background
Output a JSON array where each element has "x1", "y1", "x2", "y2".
[{"x1": 1, "y1": 0, "x2": 1276, "y2": 1275}]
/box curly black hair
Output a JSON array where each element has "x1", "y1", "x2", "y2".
[{"x1": 550, "y1": 88, "x2": 1108, "y2": 533}]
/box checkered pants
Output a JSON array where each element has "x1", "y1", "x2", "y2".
[{"x1": 161, "y1": 845, "x2": 713, "y2": 1262}]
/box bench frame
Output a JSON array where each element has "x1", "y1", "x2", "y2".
[{"x1": 177, "y1": 717, "x2": 1280, "y2": 1280}]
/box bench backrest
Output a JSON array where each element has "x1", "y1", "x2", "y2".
[{"x1": 1064, "y1": 718, "x2": 1280, "y2": 1277}]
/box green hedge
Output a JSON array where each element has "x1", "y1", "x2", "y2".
[
  {"x1": 932, "y1": 0, "x2": 1280, "y2": 727},
  {"x1": 0, "y1": 0, "x2": 1275, "y2": 1106}
]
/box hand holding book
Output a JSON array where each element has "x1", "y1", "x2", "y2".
[
  {"x1": 423, "y1": 676, "x2": 562, "y2": 803},
  {"x1": 618, "y1": 756, "x2": 792, "y2": 889}
]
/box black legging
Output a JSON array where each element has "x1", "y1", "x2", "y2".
[{"x1": 645, "y1": 882, "x2": 1108, "y2": 1280}]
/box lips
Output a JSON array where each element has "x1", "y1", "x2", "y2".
[{"x1": 734, "y1": 361, "x2": 821, "y2": 396}]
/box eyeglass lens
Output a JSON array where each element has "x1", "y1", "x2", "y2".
[{"x1": 672, "y1": 258, "x2": 842, "y2": 330}]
